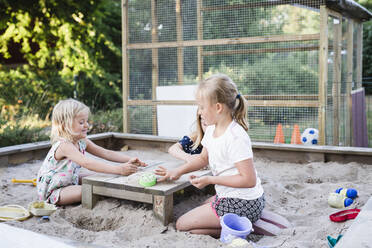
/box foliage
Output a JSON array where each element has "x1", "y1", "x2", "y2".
[
  {"x1": 363, "y1": 22, "x2": 372, "y2": 77},
  {"x1": 203, "y1": 51, "x2": 318, "y2": 124},
  {"x1": 0, "y1": 124, "x2": 49, "y2": 147},
  {"x1": 0, "y1": 0, "x2": 123, "y2": 116},
  {"x1": 0, "y1": 112, "x2": 50, "y2": 147},
  {"x1": 129, "y1": 106, "x2": 153, "y2": 134},
  {"x1": 0, "y1": 108, "x2": 125, "y2": 147},
  {"x1": 89, "y1": 108, "x2": 123, "y2": 134},
  {"x1": 204, "y1": 51, "x2": 318, "y2": 94},
  {"x1": 355, "y1": 0, "x2": 372, "y2": 79}
]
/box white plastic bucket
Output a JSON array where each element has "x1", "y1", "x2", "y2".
[{"x1": 220, "y1": 213, "x2": 253, "y2": 243}]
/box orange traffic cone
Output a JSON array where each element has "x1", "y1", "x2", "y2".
[
  {"x1": 290, "y1": 124, "x2": 302, "y2": 144},
  {"x1": 274, "y1": 123, "x2": 285, "y2": 144}
]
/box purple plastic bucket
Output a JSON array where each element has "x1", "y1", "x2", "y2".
[{"x1": 220, "y1": 213, "x2": 253, "y2": 243}]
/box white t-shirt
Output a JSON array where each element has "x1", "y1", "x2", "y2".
[{"x1": 201, "y1": 120, "x2": 264, "y2": 200}]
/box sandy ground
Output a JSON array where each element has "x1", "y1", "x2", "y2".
[{"x1": 0, "y1": 149, "x2": 371, "y2": 248}]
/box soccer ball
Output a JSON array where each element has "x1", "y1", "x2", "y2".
[{"x1": 301, "y1": 128, "x2": 319, "y2": 145}]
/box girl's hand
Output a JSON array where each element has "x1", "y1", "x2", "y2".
[
  {"x1": 155, "y1": 166, "x2": 181, "y2": 182},
  {"x1": 118, "y1": 162, "x2": 139, "y2": 176},
  {"x1": 128, "y1": 157, "x2": 147, "y2": 167},
  {"x1": 189, "y1": 175, "x2": 211, "y2": 189}
]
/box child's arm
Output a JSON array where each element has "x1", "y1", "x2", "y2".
[
  {"x1": 85, "y1": 139, "x2": 143, "y2": 164},
  {"x1": 155, "y1": 147, "x2": 209, "y2": 182},
  {"x1": 190, "y1": 158, "x2": 256, "y2": 189},
  {"x1": 168, "y1": 143, "x2": 193, "y2": 161},
  {"x1": 56, "y1": 141, "x2": 140, "y2": 175}
]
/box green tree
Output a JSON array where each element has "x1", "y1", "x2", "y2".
[
  {"x1": 355, "y1": 0, "x2": 372, "y2": 79},
  {"x1": 0, "y1": 0, "x2": 122, "y2": 116}
]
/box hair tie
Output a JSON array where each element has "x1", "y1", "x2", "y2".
[{"x1": 236, "y1": 94, "x2": 241, "y2": 99}]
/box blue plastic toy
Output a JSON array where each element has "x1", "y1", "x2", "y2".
[{"x1": 335, "y1": 188, "x2": 358, "y2": 199}]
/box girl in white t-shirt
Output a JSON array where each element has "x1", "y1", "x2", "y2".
[{"x1": 155, "y1": 74, "x2": 287, "y2": 237}]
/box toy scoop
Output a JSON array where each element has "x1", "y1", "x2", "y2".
[{"x1": 11, "y1": 178, "x2": 37, "y2": 186}]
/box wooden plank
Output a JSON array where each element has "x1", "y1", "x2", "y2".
[
  {"x1": 81, "y1": 152, "x2": 212, "y2": 196},
  {"x1": 247, "y1": 100, "x2": 319, "y2": 107},
  {"x1": 127, "y1": 99, "x2": 319, "y2": 107},
  {"x1": 83, "y1": 168, "x2": 211, "y2": 196},
  {"x1": 245, "y1": 94, "x2": 318, "y2": 100},
  {"x1": 201, "y1": 0, "x2": 319, "y2": 11},
  {"x1": 253, "y1": 148, "x2": 325, "y2": 163},
  {"x1": 326, "y1": 7, "x2": 342, "y2": 19},
  {"x1": 151, "y1": 0, "x2": 159, "y2": 135},
  {"x1": 115, "y1": 139, "x2": 173, "y2": 152},
  {"x1": 93, "y1": 186, "x2": 153, "y2": 203},
  {"x1": 252, "y1": 141, "x2": 372, "y2": 156},
  {"x1": 122, "y1": 0, "x2": 129, "y2": 133},
  {"x1": 0, "y1": 141, "x2": 50, "y2": 156},
  {"x1": 197, "y1": 0, "x2": 203, "y2": 80},
  {"x1": 82, "y1": 183, "x2": 98, "y2": 209},
  {"x1": 176, "y1": 0, "x2": 184, "y2": 85},
  {"x1": 127, "y1": 34, "x2": 320, "y2": 49},
  {"x1": 153, "y1": 194, "x2": 173, "y2": 225},
  {"x1": 0, "y1": 156, "x2": 8, "y2": 167},
  {"x1": 202, "y1": 45, "x2": 319, "y2": 56},
  {"x1": 128, "y1": 100, "x2": 195, "y2": 105},
  {"x1": 332, "y1": 17, "x2": 342, "y2": 145},
  {"x1": 345, "y1": 19, "x2": 354, "y2": 146},
  {"x1": 355, "y1": 21, "x2": 363, "y2": 88},
  {"x1": 318, "y1": 6, "x2": 328, "y2": 146},
  {"x1": 8, "y1": 151, "x2": 34, "y2": 165},
  {"x1": 112, "y1": 132, "x2": 178, "y2": 142}
]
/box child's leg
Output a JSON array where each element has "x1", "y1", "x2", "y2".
[
  {"x1": 252, "y1": 219, "x2": 281, "y2": 236},
  {"x1": 202, "y1": 195, "x2": 215, "y2": 205},
  {"x1": 176, "y1": 202, "x2": 221, "y2": 237},
  {"x1": 57, "y1": 185, "x2": 82, "y2": 205},
  {"x1": 252, "y1": 209, "x2": 291, "y2": 236},
  {"x1": 259, "y1": 209, "x2": 291, "y2": 229}
]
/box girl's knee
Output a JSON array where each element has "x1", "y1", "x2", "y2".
[
  {"x1": 176, "y1": 216, "x2": 188, "y2": 231},
  {"x1": 58, "y1": 185, "x2": 82, "y2": 205}
]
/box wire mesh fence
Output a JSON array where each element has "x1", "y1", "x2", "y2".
[{"x1": 123, "y1": 0, "x2": 364, "y2": 146}]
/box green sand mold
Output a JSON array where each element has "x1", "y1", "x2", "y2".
[{"x1": 139, "y1": 172, "x2": 157, "y2": 187}]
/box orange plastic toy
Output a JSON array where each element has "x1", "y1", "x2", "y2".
[
  {"x1": 274, "y1": 123, "x2": 285, "y2": 144},
  {"x1": 290, "y1": 124, "x2": 302, "y2": 144}
]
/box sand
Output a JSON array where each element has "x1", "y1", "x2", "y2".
[{"x1": 1, "y1": 149, "x2": 371, "y2": 248}]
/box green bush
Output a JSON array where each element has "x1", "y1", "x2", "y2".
[
  {"x1": 0, "y1": 108, "x2": 124, "y2": 147},
  {"x1": 0, "y1": 124, "x2": 49, "y2": 147},
  {"x1": 89, "y1": 108, "x2": 123, "y2": 134}
]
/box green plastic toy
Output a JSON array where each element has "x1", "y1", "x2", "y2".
[{"x1": 139, "y1": 172, "x2": 157, "y2": 187}]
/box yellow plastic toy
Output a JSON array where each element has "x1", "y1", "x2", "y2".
[
  {"x1": 0, "y1": 205, "x2": 30, "y2": 221},
  {"x1": 11, "y1": 178, "x2": 37, "y2": 186}
]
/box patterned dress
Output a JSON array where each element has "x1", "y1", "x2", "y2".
[{"x1": 36, "y1": 140, "x2": 86, "y2": 204}]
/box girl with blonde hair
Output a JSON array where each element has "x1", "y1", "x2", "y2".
[
  {"x1": 156, "y1": 74, "x2": 289, "y2": 237},
  {"x1": 37, "y1": 99, "x2": 146, "y2": 205}
]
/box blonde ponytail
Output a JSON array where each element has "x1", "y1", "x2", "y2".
[{"x1": 234, "y1": 94, "x2": 249, "y2": 131}]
